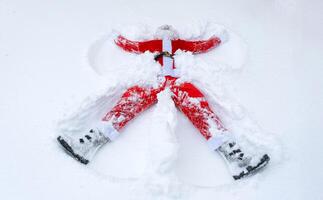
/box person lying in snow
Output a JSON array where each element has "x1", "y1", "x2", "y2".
[{"x1": 57, "y1": 25, "x2": 270, "y2": 180}]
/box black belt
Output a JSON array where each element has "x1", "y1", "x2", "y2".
[{"x1": 154, "y1": 51, "x2": 174, "y2": 61}]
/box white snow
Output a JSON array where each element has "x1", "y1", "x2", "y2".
[{"x1": 1, "y1": 0, "x2": 323, "y2": 200}]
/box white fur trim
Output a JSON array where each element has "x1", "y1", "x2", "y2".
[
  {"x1": 97, "y1": 121, "x2": 120, "y2": 141},
  {"x1": 162, "y1": 38, "x2": 173, "y2": 73},
  {"x1": 207, "y1": 133, "x2": 232, "y2": 150},
  {"x1": 160, "y1": 68, "x2": 180, "y2": 77},
  {"x1": 103, "y1": 125, "x2": 120, "y2": 141},
  {"x1": 161, "y1": 38, "x2": 180, "y2": 77}
]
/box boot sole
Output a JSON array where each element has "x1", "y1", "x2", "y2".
[
  {"x1": 233, "y1": 154, "x2": 270, "y2": 180},
  {"x1": 57, "y1": 136, "x2": 89, "y2": 165}
]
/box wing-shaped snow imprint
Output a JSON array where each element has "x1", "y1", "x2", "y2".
[{"x1": 56, "y1": 22, "x2": 283, "y2": 198}]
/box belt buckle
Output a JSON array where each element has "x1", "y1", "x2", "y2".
[
  {"x1": 154, "y1": 51, "x2": 174, "y2": 61},
  {"x1": 164, "y1": 51, "x2": 171, "y2": 57}
]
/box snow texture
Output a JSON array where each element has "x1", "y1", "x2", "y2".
[
  {"x1": 58, "y1": 21, "x2": 282, "y2": 198},
  {"x1": 1, "y1": 0, "x2": 323, "y2": 200}
]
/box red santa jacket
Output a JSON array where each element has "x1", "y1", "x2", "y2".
[{"x1": 114, "y1": 35, "x2": 222, "y2": 77}]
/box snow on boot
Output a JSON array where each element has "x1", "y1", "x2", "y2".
[
  {"x1": 57, "y1": 127, "x2": 109, "y2": 164},
  {"x1": 218, "y1": 140, "x2": 270, "y2": 180}
]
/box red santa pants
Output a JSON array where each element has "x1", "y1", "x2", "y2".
[{"x1": 102, "y1": 76, "x2": 229, "y2": 148}]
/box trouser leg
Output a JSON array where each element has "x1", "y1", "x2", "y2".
[
  {"x1": 101, "y1": 85, "x2": 160, "y2": 140},
  {"x1": 170, "y1": 81, "x2": 230, "y2": 150}
]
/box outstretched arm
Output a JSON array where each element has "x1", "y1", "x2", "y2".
[
  {"x1": 175, "y1": 37, "x2": 222, "y2": 54},
  {"x1": 114, "y1": 35, "x2": 161, "y2": 53}
]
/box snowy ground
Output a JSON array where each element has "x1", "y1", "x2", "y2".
[{"x1": 1, "y1": 0, "x2": 323, "y2": 199}]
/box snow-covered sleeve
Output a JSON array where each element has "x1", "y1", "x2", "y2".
[
  {"x1": 114, "y1": 35, "x2": 162, "y2": 53},
  {"x1": 114, "y1": 35, "x2": 142, "y2": 53},
  {"x1": 176, "y1": 37, "x2": 222, "y2": 54}
]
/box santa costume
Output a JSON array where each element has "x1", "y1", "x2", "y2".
[{"x1": 57, "y1": 25, "x2": 270, "y2": 180}]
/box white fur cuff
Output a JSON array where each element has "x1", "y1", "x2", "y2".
[
  {"x1": 97, "y1": 121, "x2": 120, "y2": 141},
  {"x1": 207, "y1": 133, "x2": 232, "y2": 151}
]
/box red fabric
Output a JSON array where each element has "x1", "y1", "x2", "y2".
[
  {"x1": 114, "y1": 35, "x2": 221, "y2": 68},
  {"x1": 172, "y1": 38, "x2": 221, "y2": 54},
  {"x1": 105, "y1": 35, "x2": 226, "y2": 140},
  {"x1": 114, "y1": 35, "x2": 221, "y2": 54},
  {"x1": 102, "y1": 85, "x2": 159, "y2": 131},
  {"x1": 115, "y1": 35, "x2": 162, "y2": 53},
  {"x1": 170, "y1": 81, "x2": 227, "y2": 139},
  {"x1": 103, "y1": 77, "x2": 226, "y2": 140}
]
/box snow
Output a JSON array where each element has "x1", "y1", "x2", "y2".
[{"x1": 1, "y1": 0, "x2": 323, "y2": 200}]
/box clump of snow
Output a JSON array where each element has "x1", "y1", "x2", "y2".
[{"x1": 133, "y1": 89, "x2": 190, "y2": 199}]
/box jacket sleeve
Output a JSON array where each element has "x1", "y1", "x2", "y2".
[
  {"x1": 114, "y1": 35, "x2": 161, "y2": 53},
  {"x1": 176, "y1": 37, "x2": 222, "y2": 54}
]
